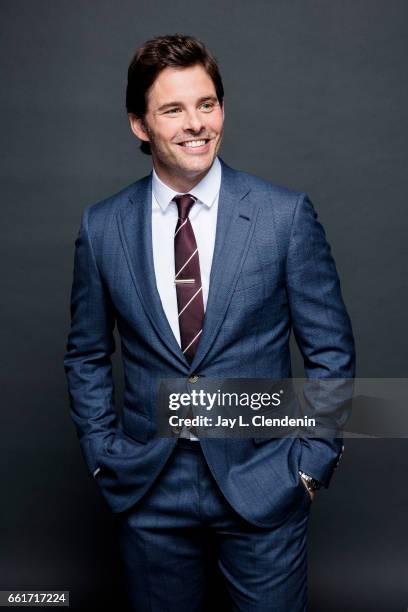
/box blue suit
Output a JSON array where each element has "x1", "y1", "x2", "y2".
[{"x1": 64, "y1": 159, "x2": 355, "y2": 609}]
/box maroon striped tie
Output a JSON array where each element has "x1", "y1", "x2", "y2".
[{"x1": 173, "y1": 194, "x2": 204, "y2": 363}]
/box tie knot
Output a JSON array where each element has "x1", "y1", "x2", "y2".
[{"x1": 173, "y1": 194, "x2": 197, "y2": 220}]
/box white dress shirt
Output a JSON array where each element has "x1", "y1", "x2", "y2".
[{"x1": 151, "y1": 156, "x2": 221, "y2": 346}]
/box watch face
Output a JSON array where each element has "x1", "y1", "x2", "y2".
[{"x1": 300, "y1": 472, "x2": 321, "y2": 491}]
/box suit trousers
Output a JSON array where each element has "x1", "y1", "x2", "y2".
[{"x1": 115, "y1": 438, "x2": 311, "y2": 612}]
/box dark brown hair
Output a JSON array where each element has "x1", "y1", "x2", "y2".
[{"x1": 126, "y1": 34, "x2": 224, "y2": 154}]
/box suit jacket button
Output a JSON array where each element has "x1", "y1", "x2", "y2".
[{"x1": 189, "y1": 374, "x2": 199, "y2": 383}]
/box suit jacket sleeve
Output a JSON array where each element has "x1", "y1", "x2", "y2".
[
  {"x1": 64, "y1": 207, "x2": 118, "y2": 476},
  {"x1": 286, "y1": 193, "x2": 356, "y2": 487}
]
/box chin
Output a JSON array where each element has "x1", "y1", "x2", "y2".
[{"x1": 183, "y1": 155, "x2": 214, "y2": 173}]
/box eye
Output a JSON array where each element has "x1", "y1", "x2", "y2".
[
  {"x1": 200, "y1": 101, "x2": 215, "y2": 112},
  {"x1": 164, "y1": 107, "x2": 181, "y2": 115}
]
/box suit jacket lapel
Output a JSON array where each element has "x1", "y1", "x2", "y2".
[
  {"x1": 190, "y1": 159, "x2": 259, "y2": 372},
  {"x1": 116, "y1": 174, "x2": 190, "y2": 368}
]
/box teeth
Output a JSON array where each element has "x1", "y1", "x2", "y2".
[{"x1": 181, "y1": 140, "x2": 207, "y2": 148}]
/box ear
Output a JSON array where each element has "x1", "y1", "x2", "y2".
[{"x1": 128, "y1": 113, "x2": 150, "y2": 143}]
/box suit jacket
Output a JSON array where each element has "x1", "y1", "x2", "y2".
[{"x1": 64, "y1": 158, "x2": 355, "y2": 527}]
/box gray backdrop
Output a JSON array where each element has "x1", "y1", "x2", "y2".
[{"x1": 1, "y1": 1, "x2": 407, "y2": 610}]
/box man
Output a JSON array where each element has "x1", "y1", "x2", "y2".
[{"x1": 64, "y1": 34, "x2": 355, "y2": 611}]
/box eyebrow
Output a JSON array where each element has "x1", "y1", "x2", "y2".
[{"x1": 156, "y1": 95, "x2": 218, "y2": 113}]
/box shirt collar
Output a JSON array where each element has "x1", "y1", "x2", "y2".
[{"x1": 152, "y1": 156, "x2": 221, "y2": 212}]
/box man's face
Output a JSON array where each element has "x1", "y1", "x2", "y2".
[{"x1": 129, "y1": 64, "x2": 224, "y2": 188}]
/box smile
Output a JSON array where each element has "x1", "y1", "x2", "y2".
[
  {"x1": 178, "y1": 139, "x2": 210, "y2": 148},
  {"x1": 176, "y1": 139, "x2": 213, "y2": 155}
]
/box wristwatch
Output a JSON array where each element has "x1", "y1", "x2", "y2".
[{"x1": 299, "y1": 471, "x2": 322, "y2": 493}]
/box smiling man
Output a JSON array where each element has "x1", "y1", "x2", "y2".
[{"x1": 64, "y1": 34, "x2": 355, "y2": 611}]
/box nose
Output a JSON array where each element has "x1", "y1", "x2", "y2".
[{"x1": 183, "y1": 109, "x2": 205, "y2": 134}]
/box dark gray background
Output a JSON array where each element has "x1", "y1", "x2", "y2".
[{"x1": 1, "y1": 1, "x2": 407, "y2": 610}]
